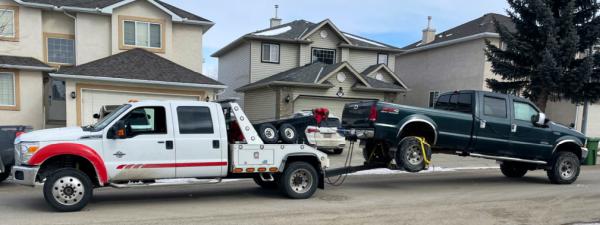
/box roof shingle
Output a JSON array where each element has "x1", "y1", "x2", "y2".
[
  {"x1": 56, "y1": 48, "x2": 222, "y2": 86},
  {"x1": 20, "y1": 0, "x2": 211, "y2": 22},
  {"x1": 403, "y1": 13, "x2": 514, "y2": 50},
  {"x1": 0, "y1": 55, "x2": 53, "y2": 70}
]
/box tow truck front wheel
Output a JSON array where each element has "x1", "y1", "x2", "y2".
[
  {"x1": 279, "y1": 162, "x2": 318, "y2": 199},
  {"x1": 43, "y1": 168, "x2": 93, "y2": 212}
]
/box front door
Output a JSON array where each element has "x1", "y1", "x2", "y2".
[
  {"x1": 473, "y1": 94, "x2": 512, "y2": 156},
  {"x1": 170, "y1": 102, "x2": 227, "y2": 178},
  {"x1": 103, "y1": 104, "x2": 176, "y2": 181},
  {"x1": 510, "y1": 99, "x2": 553, "y2": 159}
]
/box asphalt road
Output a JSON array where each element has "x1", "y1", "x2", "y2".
[{"x1": 1, "y1": 165, "x2": 600, "y2": 225}]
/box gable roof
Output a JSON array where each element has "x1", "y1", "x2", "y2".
[
  {"x1": 360, "y1": 64, "x2": 409, "y2": 89},
  {"x1": 51, "y1": 48, "x2": 224, "y2": 88},
  {"x1": 403, "y1": 13, "x2": 514, "y2": 52},
  {"x1": 212, "y1": 19, "x2": 402, "y2": 57},
  {"x1": 17, "y1": 0, "x2": 213, "y2": 27},
  {"x1": 0, "y1": 55, "x2": 54, "y2": 71},
  {"x1": 236, "y1": 61, "x2": 406, "y2": 93}
]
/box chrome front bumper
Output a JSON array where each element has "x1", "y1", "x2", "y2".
[
  {"x1": 11, "y1": 165, "x2": 39, "y2": 186},
  {"x1": 581, "y1": 147, "x2": 589, "y2": 161}
]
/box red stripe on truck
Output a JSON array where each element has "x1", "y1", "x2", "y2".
[{"x1": 117, "y1": 162, "x2": 228, "y2": 170}]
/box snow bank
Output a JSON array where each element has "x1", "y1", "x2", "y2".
[
  {"x1": 254, "y1": 26, "x2": 291, "y2": 36},
  {"x1": 343, "y1": 33, "x2": 386, "y2": 47}
]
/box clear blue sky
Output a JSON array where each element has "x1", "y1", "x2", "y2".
[{"x1": 163, "y1": 0, "x2": 510, "y2": 79}]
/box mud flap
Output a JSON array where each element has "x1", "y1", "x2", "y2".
[{"x1": 318, "y1": 172, "x2": 325, "y2": 189}]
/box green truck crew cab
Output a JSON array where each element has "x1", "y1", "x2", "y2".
[{"x1": 342, "y1": 90, "x2": 588, "y2": 184}]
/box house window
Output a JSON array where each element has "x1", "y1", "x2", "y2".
[
  {"x1": 428, "y1": 91, "x2": 440, "y2": 108},
  {"x1": 0, "y1": 72, "x2": 15, "y2": 107},
  {"x1": 46, "y1": 36, "x2": 75, "y2": 65},
  {"x1": 377, "y1": 53, "x2": 388, "y2": 65},
  {"x1": 312, "y1": 48, "x2": 336, "y2": 64},
  {"x1": 122, "y1": 19, "x2": 162, "y2": 49},
  {"x1": 261, "y1": 43, "x2": 280, "y2": 63},
  {"x1": 0, "y1": 6, "x2": 18, "y2": 41}
]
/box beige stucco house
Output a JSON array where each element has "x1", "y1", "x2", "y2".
[
  {"x1": 395, "y1": 13, "x2": 599, "y2": 137},
  {"x1": 213, "y1": 17, "x2": 408, "y2": 121},
  {"x1": 0, "y1": 0, "x2": 224, "y2": 129}
]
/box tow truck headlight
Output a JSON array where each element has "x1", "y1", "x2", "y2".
[{"x1": 17, "y1": 142, "x2": 40, "y2": 164}]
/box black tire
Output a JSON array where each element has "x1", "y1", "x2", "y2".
[
  {"x1": 279, "y1": 162, "x2": 318, "y2": 199},
  {"x1": 253, "y1": 175, "x2": 279, "y2": 189},
  {"x1": 547, "y1": 151, "x2": 580, "y2": 184},
  {"x1": 43, "y1": 168, "x2": 93, "y2": 212},
  {"x1": 0, "y1": 172, "x2": 9, "y2": 183},
  {"x1": 362, "y1": 141, "x2": 392, "y2": 165},
  {"x1": 500, "y1": 162, "x2": 528, "y2": 178},
  {"x1": 396, "y1": 137, "x2": 431, "y2": 173},
  {"x1": 0, "y1": 166, "x2": 10, "y2": 183},
  {"x1": 332, "y1": 148, "x2": 344, "y2": 155},
  {"x1": 279, "y1": 123, "x2": 298, "y2": 144},
  {"x1": 258, "y1": 123, "x2": 279, "y2": 144}
]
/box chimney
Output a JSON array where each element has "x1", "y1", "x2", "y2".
[
  {"x1": 421, "y1": 16, "x2": 436, "y2": 44},
  {"x1": 270, "y1": 5, "x2": 282, "y2": 27}
]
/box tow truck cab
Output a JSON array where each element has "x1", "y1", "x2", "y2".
[{"x1": 12, "y1": 100, "x2": 329, "y2": 212}]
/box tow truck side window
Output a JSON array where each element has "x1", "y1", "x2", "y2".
[
  {"x1": 177, "y1": 106, "x2": 214, "y2": 134},
  {"x1": 120, "y1": 106, "x2": 167, "y2": 136}
]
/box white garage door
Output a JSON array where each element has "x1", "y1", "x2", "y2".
[
  {"x1": 293, "y1": 96, "x2": 375, "y2": 119},
  {"x1": 81, "y1": 89, "x2": 199, "y2": 125}
]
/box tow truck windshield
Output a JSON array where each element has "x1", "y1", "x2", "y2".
[{"x1": 83, "y1": 104, "x2": 131, "y2": 132}]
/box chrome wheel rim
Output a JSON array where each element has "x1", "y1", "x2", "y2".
[
  {"x1": 284, "y1": 128, "x2": 295, "y2": 139},
  {"x1": 289, "y1": 168, "x2": 312, "y2": 194},
  {"x1": 264, "y1": 128, "x2": 275, "y2": 139},
  {"x1": 406, "y1": 144, "x2": 423, "y2": 165},
  {"x1": 559, "y1": 160, "x2": 575, "y2": 179},
  {"x1": 52, "y1": 176, "x2": 85, "y2": 206}
]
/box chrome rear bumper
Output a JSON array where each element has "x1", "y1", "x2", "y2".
[{"x1": 11, "y1": 165, "x2": 39, "y2": 186}]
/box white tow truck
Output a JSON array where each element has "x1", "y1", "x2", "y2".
[{"x1": 11, "y1": 100, "x2": 329, "y2": 212}]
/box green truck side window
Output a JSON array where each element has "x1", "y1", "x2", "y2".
[
  {"x1": 483, "y1": 96, "x2": 507, "y2": 118},
  {"x1": 514, "y1": 101, "x2": 538, "y2": 121}
]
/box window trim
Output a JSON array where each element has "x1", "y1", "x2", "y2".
[
  {"x1": 118, "y1": 15, "x2": 165, "y2": 53},
  {"x1": 428, "y1": 91, "x2": 440, "y2": 108},
  {"x1": 0, "y1": 70, "x2": 19, "y2": 111},
  {"x1": 377, "y1": 53, "x2": 389, "y2": 65},
  {"x1": 43, "y1": 33, "x2": 76, "y2": 66},
  {"x1": 0, "y1": 5, "x2": 18, "y2": 42},
  {"x1": 260, "y1": 42, "x2": 280, "y2": 64},
  {"x1": 311, "y1": 47, "x2": 337, "y2": 64}
]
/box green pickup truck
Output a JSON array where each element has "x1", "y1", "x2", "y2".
[{"x1": 342, "y1": 90, "x2": 588, "y2": 184}]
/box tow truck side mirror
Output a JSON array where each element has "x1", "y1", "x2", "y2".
[{"x1": 108, "y1": 121, "x2": 127, "y2": 139}]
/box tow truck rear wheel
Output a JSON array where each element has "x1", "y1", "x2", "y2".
[
  {"x1": 279, "y1": 162, "x2": 318, "y2": 199},
  {"x1": 547, "y1": 151, "x2": 580, "y2": 184},
  {"x1": 253, "y1": 174, "x2": 279, "y2": 189},
  {"x1": 500, "y1": 162, "x2": 528, "y2": 178},
  {"x1": 43, "y1": 168, "x2": 93, "y2": 212}
]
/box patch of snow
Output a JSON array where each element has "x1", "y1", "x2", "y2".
[
  {"x1": 349, "y1": 166, "x2": 499, "y2": 176},
  {"x1": 254, "y1": 26, "x2": 291, "y2": 36},
  {"x1": 343, "y1": 33, "x2": 386, "y2": 47}
]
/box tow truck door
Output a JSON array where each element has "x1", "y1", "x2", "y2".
[
  {"x1": 103, "y1": 103, "x2": 176, "y2": 181},
  {"x1": 170, "y1": 102, "x2": 227, "y2": 178}
]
